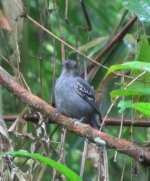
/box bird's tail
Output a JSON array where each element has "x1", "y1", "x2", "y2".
[{"x1": 91, "y1": 113, "x2": 101, "y2": 130}]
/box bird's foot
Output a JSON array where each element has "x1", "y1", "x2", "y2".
[
  {"x1": 71, "y1": 118, "x2": 80, "y2": 125},
  {"x1": 79, "y1": 117, "x2": 86, "y2": 123},
  {"x1": 71, "y1": 118, "x2": 87, "y2": 128},
  {"x1": 55, "y1": 111, "x2": 62, "y2": 117}
]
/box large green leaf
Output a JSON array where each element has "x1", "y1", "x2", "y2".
[
  {"x1": 136, "y1": 37, "x2": 150, "y2": 62},
  {"x1": 118, "y1": 100, "x2": 150, "y2": 117},
  {"x1": 105, "y1": 61, "x2": 150, "y2": 77},
  {"x1": 122, "y1": 0, "x2": 150, "y2": 22},
  {"x1": 2, "y1": 150, "x2": 82, "y2": 181},
  {"x1": 110, "y1": 88, "x2": 150, "y2": 98}
]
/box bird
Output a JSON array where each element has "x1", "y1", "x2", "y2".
[{"x1": 54, "y1": 60, "x2": 102, "y2": 129}]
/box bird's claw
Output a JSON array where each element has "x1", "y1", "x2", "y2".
[
  {"x1": 71, "y1": 119, "x2": 81, "y2": 126},
  {"x1": 55, "y1": 112, "x2": 61, "y2": 117}
]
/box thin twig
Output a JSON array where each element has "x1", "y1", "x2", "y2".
[
  {"x1": 80, "y1": 0, "x2": 92, "y2": 31},
  {"x1": 100, "y1": 71, "x2": 146, "y2": 130},
  {"x1": 26, "y1": 15, "x2": 107, "y2": 69},
  {"x1": 65, "y1": 0, "x2": 69, "y2": 22},
  {"x1": 80, "y1": 139, "x2": 88, "y2": 178},
  {"x1": 53, "y1": 0, "x2": 65, "y2": 62},
  {"x1": 120, "y1": 156, "x2": 126, "y2": 181}
]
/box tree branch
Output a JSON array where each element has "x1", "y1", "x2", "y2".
[
  {"x1": 0, "y1": 66, "x2": 150, "y2": 165},
  {"x1": 86, "y1": 16, "x2": 137, "y2": 73},
  {"x1": 2, "y1": 114, "x2": 150, "y2": 127}
]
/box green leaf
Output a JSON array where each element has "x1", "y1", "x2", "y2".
[
  {"x1": 123, "y1": 34, "x2": 137, "y2": 53},
  {"x1": 118, "y1": 100, "x2": 150, "y2": 117},
  {"x1": 110, "y1": 88, "x2": 150, "y2": 98},
  {"x1": 2, "y1": 150, "x2": 82, "y2": 181},
  {"x1": 118, "y1": 100, "x2": 133, "y2": 113},
  {"x1": 105, "y1": 61, "x2": 150, "y2": 77},
  {"x1": 122, "y1": 0, "x2": 150, "y2": 22},
  {"x1": 136, "y1": 37, "x2": 150, "y2": 62}
]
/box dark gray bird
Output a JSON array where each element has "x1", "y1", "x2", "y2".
[{"x1": 54, "y1": 60, "x2": 101, "y2": 129}]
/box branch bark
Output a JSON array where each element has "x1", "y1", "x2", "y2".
[
  {"x1": 0, "y1": 66, "x2": 150, "y2": 165},
  {"x1": 87, "y1": 16, "x2": 137, "y2": 73},
  {"x1": 2, "y1": 115, "x2": 150, "y2": 127}
]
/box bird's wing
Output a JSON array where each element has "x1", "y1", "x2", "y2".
[
  {"x1": 75, "y1": 77, "x2": 95, "y2": 101},
  {"x1": 74, "y1": 77, "x2": 101, "y2": 117}
]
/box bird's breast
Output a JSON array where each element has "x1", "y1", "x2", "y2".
[{"x1": 54, "y1": 77, "x2": 93, "y2": 119}]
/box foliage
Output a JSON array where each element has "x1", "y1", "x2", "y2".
[
  {"x1": 2, "y1": 150, "x2": 82, "y2": 181},
  {"x1": 123, "y1": 0, "x2": 150, "y2": 22}
]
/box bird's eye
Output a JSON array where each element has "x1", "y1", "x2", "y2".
[
  {"x1": 74, "y1": 63, "x2": 77, "y2": 69},
  {"x1": 64, "y1": 61, "x2": 69, "y2": 69}
]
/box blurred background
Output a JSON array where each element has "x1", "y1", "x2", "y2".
[{"x1": 0, "y1": 0, "x2": 150, "y2": 180}]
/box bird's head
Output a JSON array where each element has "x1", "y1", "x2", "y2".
[{"x1": 61, "y1": 60, "x2": 78, "y2": 76}]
